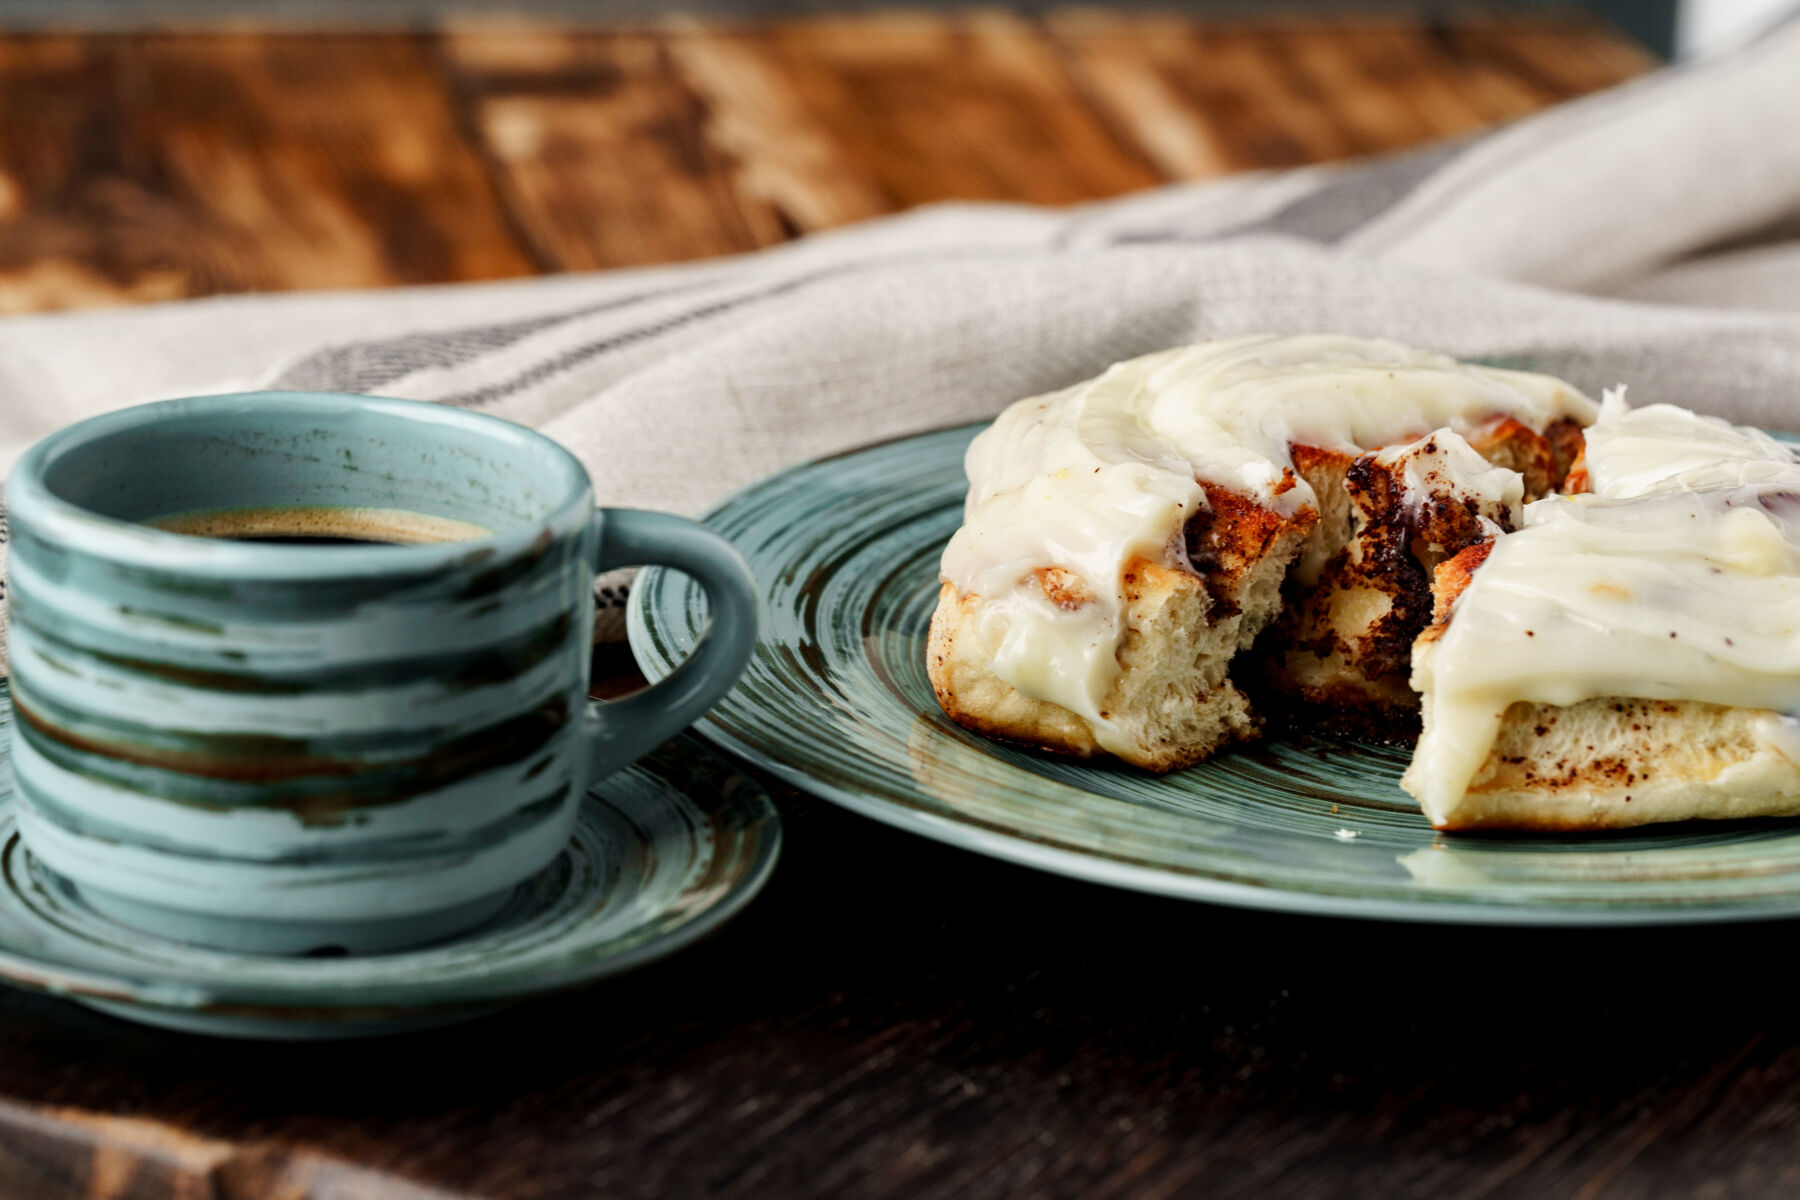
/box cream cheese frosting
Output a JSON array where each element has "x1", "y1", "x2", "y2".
[
  {"x1": 940, "y1": 334, "x2": 1598, "y2": 754},
  {"x1": 1370, "y1": 429, "x2": 1524, "y2": 539},
  {"x1": 1406, "y1": 392, "x2": 1800, "y2": 822}
]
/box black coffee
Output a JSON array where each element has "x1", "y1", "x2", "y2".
[
  {"x1": 149, "y1": 505, "x2": 490, "y2": 545},
  {"x1": 228, "y1": 534, "x2": 410, "y2": 546}
]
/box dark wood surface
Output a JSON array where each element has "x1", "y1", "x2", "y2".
[
  {"x1": 0, "y1": 14, "x2": 1651, "y2": 313},
  {"x1": 0, "y1": 13, "x2": 1690, "y2": 1200}
]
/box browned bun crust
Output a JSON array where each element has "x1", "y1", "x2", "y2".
[
  {"x1": 1425, "y1": 697, "x2": 1800, "y2": 832},
  {"x1": 928, "y1": 581, "x2": 1104, "y2": 761},
  {"x1": 1562, "y1": 439, "x2": 1592, "y2": 495},
  {"x1": 1424, "y1": 542, "x2": 1491, "y2": 633}
]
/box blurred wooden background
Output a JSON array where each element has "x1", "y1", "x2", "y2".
[{"x1": 0, "y1": 12, "x2": 1653, "y2": 316}]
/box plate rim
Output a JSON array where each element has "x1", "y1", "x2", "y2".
[{"x1": 630, "y1": 419, "x2": 1800, "y2": 928}]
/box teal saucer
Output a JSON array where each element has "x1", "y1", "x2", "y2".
[
  {"x1": 0, "y1": 684, "x2": 782, "y2": 1039},
  {"x1": 632, "y1": 422, "x2": 1800, "y2": 926}
]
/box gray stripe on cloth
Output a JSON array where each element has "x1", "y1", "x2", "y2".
[
  {"x1": 1218, "y1": 139, "x2": 1473, "y2": 244},
  {"x1": 273, "y1": 276, "x2": 736, "y2": 395},
  {"x1": 275, "y1": 311, "x2": 576, "y2": 394},
  {"x1": 278, "y1": 245, "x2": 1074, "y2": 408},
  {"x1": 430, "y1": 271, "x2": 834, "y2": 410}
]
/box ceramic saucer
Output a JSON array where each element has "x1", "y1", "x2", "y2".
[{"x1": 0, "y1": 685, "x2": 782, "y2": 1039}]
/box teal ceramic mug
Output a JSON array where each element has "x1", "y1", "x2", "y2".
[{"x1": 3, "y1": 392, "x2": 757, "y2": 955}]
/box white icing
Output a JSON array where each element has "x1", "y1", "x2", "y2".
[
  {"x1": 1578, "y1": 388, "x2": 1800, "y2": 496},
  {"x1": 1407, "y1": 392, "x2": 1800, "y2": 824},
  {"x1": 1372, "y1": 429, "x2": 1524, "y2": 540},
  {"x1": 942, "y1": 334, "x2": 1596, "y2": 754}
]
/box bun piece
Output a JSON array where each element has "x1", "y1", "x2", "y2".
[{"x1": 1406, "y1": 396, "x2": 1800, "y2": 830}]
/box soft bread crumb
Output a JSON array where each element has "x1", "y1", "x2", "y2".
[
  {"x1": 1408, "y1": 694, "x2": 1800, "y2": 831},
  {"x1": 929, "y1": 529, "x2": 1307, "y2": 771}
]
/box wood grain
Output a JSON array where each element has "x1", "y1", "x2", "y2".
[
  {"x1": 1448, "y1": 15, "x2": 1660, "y2": 98},
  {"x1": 0, "y1": 32, "x2": 535, "y2": 314},
  {"x1": 685, "y1": 11, "x2": 1163, "y2": 211},
  {"x1": 440, "y1": 11, "x2": 1165, "y2": 275},
  {"x1": 1049, "y1": 12, "x2": 1647, "y2": 177},
  {"x1": 440, "y1": 26, "x2": 818, "y2": 271},
  {"x1": 0, "y1": 13, "x2": 1651, "y2": 313}
]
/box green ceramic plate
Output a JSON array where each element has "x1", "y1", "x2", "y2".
[
  {"x1": 0, "y1": 683, "x2": 782, "y2": 1038},
  {"x1": 632, "y1": 422, "x2": 1800, "y2": 926}
]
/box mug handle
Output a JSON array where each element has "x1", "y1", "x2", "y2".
[{"x1": 585, "y1": 508, "x2": 759, "y2": 781}]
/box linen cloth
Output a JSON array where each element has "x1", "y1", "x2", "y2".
[{"x1": 3, "y1": 19, "x2": 1800, "y2": 669}]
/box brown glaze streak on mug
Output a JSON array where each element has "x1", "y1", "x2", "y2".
[
  {"x1": 11, "y1": 694, "x2": 571, "y2": 827},
  {"x1": 63, "y1": 611, "x2": 574, "y2": 698}
]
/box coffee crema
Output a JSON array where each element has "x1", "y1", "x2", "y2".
[{"x1": 149, "y1": 505, "x2": 491, "y2": 546}]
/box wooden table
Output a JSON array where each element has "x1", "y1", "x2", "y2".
[
  {"x1": 0, "y1": 13, "x2": 1717, "y2": 1200},
  {"x1": 0, "y1": 12, "x2": 1651, "y2": 313}
]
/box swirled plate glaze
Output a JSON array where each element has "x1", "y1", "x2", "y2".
[
  {"x1": 632, "y1": 422, "x2": 1800, "y2": 925},
  {"x1": 0, "y1": 683, "x2": 782, "y2": 1039}
]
